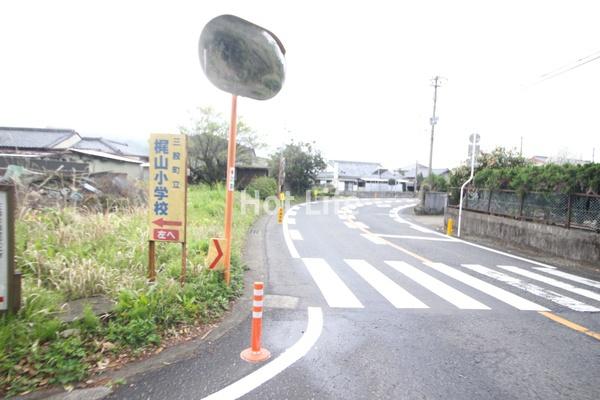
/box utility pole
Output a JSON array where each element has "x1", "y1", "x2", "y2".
[
  {"x1": 428, "y1": 76, "x2": 443, "y2": 183},
  {"x1": 520, "y1": 136, "x2": 523, "y2": 156},
  {"x1": 415, "y1": 160, "x2": 418, "y2": 192}
]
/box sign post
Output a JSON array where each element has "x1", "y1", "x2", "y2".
[
  {"x1": 0, "y1": 184, "x2": 19, "y2": 314},
  {"x1": 222, "y1": 95, "x2": 238, "y2": 285},
  {"x1": 148, "y1": 133, "x2": 188, "y2": 283},
  {"x1": 458, "y1": 133, "x2": 480, "y2": 238}
]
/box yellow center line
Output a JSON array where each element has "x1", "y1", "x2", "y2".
[
  {"x1": 353, "y1": 219, "x2": 600, "y2": 342},
  {"x1": 538, "y1": 311, "x2": 600, "y2": 341}
]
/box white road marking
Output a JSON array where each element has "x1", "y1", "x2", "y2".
[
  {"x1": 462, "y1": 264, "x2": 600, "y2": 312},
  {"x1": 361, "y1": 233, "x2": 388, "y2": 245},
  {"x1": 345, "y1": 259, "x2": 428, "y2": 308},
  {"x1": 389, "y1": 206, "x2": 559, "y2": 270},
  {"x1": 386, "y1": 261, "x2": 490, "y2": 310},
  {"x1": 497, "y1": 265, "x2": 600, "y2": 303},
  {"x1": 288, "y1": 229, "x2": 303, "y2": 241},
  {"x1": 287, "y1": 210, "x2": 297, "y2": 217},
  {"x1": 201, "y1": 307, "x2": 323, "y2": 400},
  {"x1": 302, "y1": 258, "x2": 364, "y2": 308},
  {"x1": 286, "y1": 218, "x2": 296, "y2": 225},
  {"x1": 534, "y1": 267, "x2": 600, "y2": 290},
  {"x1": 425, "y1": 262, "x2": 549, "y2": 311},
  {"x1": 375, "y1": 234, "x2": 457, "y2": 242},
  {"x1": 408, "y1": 224, "x2": 436, "y2": 233},
  {"x1": 353, "y1": 221, "x2": 369, "y2": 229},
  {"x1": 377, "y1": 204, "x2": 392, "y2": 208},
  {"x1": 282, "y1": 210, "x2": 299, "y2": 259},
  {"x1": 344, "y1": 221, "x2": 357, "y2": 229}
]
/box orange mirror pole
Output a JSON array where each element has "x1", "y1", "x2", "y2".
[{"x1": 223, "y1": 94, "x2": 238, "y2": 285}]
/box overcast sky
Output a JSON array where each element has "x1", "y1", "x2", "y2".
[{"x1": 1, "y1": 1, "x2": 599, "y2": 169}]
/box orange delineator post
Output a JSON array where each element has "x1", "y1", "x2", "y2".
[
  {"x1": 240, "y1": 282, "x2": 271, "y2": 363},
  {"x1": 223, "y1": 95, "x2": 238, "y2": 285}
]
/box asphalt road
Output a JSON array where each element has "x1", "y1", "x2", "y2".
[{"x1": 109, "y1": 198, "x2": 600, "y2": 400}]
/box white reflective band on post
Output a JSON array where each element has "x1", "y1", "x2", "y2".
[
  {"x1": 254, "y1": 289, "x2": 264, "y2": 296},
  {"x1": 252, "y1": 312, "x2": 263, "y2": 318},
  {"x1": 253, "y1": 301, "x2": 264, "y2": 307}
]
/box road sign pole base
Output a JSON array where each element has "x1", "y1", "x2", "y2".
[{"x1": 240, "y1": 347, "x2": 271, "y2": 363}]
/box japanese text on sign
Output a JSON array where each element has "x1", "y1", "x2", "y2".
[{"x1": 149, "y1": 134, "x2": 187, "y2": 243}]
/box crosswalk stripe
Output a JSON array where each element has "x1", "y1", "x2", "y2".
[
  {"x1": 302, "y1": 258, "x2": 363, "y2": 308},
  {"x1": 386, "y1": 261, "x2": 490, "y2": 310},
  {"x1": 462, "y1": 264, "x2": 600, "y2": 312},
  {"x1": 345, "y1": 259, "x2": 428, "y2": 308},
  {"x1": 497, "y1": 265, "x2": 600, "y2": 303},
  {"x1": 425, "y1": 262, "x2": 549, "y2": 311},
  {"x1": 288, "y1": 229, "x2": 303, "y2": 241},
  {"x1": 361, "y1": 233, "x2": 387, "y2": 245},
  {"x1": 287, "y1": 218, "x2": 296, "y2": 225},
  {"x1": 533, "y1": 267, "x2": 600, "y2": 290}
]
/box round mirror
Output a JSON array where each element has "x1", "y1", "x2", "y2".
[{"x1": 199, "y1": 15, "x2": 286, "y2": 101}]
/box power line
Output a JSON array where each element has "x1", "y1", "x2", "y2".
[{"x1": 534, "y1": 49, "x2": 600, "y2": 84}]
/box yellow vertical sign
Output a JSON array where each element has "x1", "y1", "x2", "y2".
[{"x1": 148, "y1": 134, "x2": 187, "y2": 243}]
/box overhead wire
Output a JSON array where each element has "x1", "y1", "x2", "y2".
[{"x1": 532, "y1": 49, "x2": 600, "y2": 85}]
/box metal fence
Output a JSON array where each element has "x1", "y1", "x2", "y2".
[{"x1": 448, "y1": 188, "x2": 600, "y2": 232}]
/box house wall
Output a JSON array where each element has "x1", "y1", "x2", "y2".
[
  {"x1": 87, "y1": 159, "x2": 142, "y2": 179},
  {"x1": 63, "y1": 154, "x2": 143, "y2": 179},
  {"x1": 362, "y1": 182, "x2": 404, "y2": 192},
  {"x1": 337, "y1": 191, "x2": 414, "y2": 198}
]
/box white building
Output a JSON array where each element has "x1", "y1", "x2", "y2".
[{"x1": 318, "y1": 160, "x2": 408, "y2": 193}]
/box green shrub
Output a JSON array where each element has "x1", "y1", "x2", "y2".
[
  {"x1": 246, "y1": 176, "x2": 278, "y2": 200},
  {"x1": 78, "y1": 305, "x2": 100, "y2": 334},
  {"x1": 34, "y1": 318, "x2": 63, "y2": 342},
  {"x1": 107, "y1": 318, "x2": 160, "y2": 348},
  {"x1": 2, "y1": 184, "x2": 259, "y2": 396},
  {"x1": 38, "y1": 336, "x2": 88, "y2": 385}
]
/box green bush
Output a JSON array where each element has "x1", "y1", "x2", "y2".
[
  {"x1": 245, "y1": 176, "x2": 278, "y2": 200},
  {"x1": 468, "y1": 163, "x2": 600, "y2": 194},
  {"x1": 1, "y1": 184, "x2": 259, "y2": 396}
]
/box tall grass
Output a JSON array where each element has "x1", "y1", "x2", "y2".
[{"x1": 1, "y1": 185, "x2": 259, "y2": 396}]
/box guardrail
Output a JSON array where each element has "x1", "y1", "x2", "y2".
[{"x1": 448, "y1": 188, "x2": 600, "y2": 232}]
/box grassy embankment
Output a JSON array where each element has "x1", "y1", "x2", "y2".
[{"x1": 0, "y1": 185, "x2": 258, "y2": 396}]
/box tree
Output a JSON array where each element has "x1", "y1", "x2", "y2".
[
  {"x1": 179, "y1": 107, "x2": 263, "y2": 184},
  {"x1": 270, "y1": 141, "x2": 326, "y2": 195},
  {"x1": 449, "y1": 146, "x2": 529, "y2": 189}
]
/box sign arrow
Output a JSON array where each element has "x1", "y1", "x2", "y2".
[
  {"x1": 209, "y1": 238, "x2": 224, "y2": 270},
  {"x1": 152, "y1": 218, "x2": 182, "y2": 227}
]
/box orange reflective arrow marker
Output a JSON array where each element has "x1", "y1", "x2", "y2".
[{"x1": 208, "y1": 238, "x2": 226, "y2": 270}]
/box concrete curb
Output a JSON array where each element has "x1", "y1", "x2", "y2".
[{"x1": 19, "y1": 214, "x2": 270, "y2": 400}]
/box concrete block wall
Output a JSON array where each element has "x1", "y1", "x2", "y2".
[{"x1": 445, "y1": 207, "x2": 600, "y2": 265}]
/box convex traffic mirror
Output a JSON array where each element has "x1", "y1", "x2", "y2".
[{"x1": 199, "y1": 14, "x2": 286, "y2": 100}]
